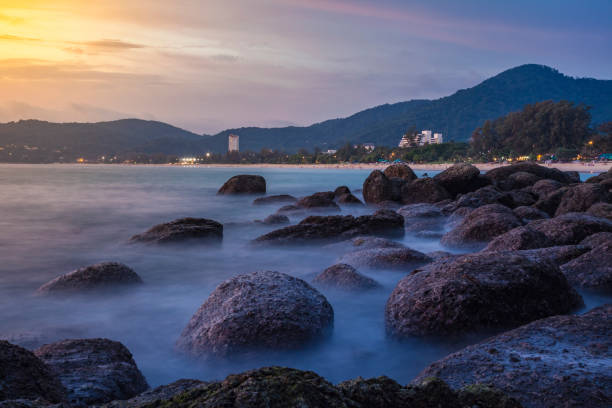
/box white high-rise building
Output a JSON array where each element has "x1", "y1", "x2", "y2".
[
  {"x1": 228, "y1": 134, "x2": 239, "y2": 152},
  {"x1": 399, "y1": 129, "x2": 443, "y2": 147},
  {"x1": 433, "y1": 133, "x2": 443, "y2": 143}
]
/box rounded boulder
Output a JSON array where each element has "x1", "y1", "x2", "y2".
[{"x1": 218, "y1": 175, "x2": 266, "y2": 195}]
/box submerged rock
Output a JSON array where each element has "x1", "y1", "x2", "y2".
[
  {"x1": 0, "y1": 340, "x2": 67, "y2": 403},
  {"x1": 252, "y1": 195, "x2": 297, "y2": 205},
  {"x1": 385, "y1": 252, "x2": 583, "y2": 337},
  {"x1": 313, "y1": 264, "x2": 380, "y2": 291},
  {"x1": 529, "y1": 212, "x2": 612, "y2": 245},
  {"x1": 335, "y1": 193, "x2": 363, "y2": 205},
  {"x1": 217, "y1": 175, "x2": 266, "y2": 194},
  {"x1": 414, "y1": 304, "x2": 612, "y2": 408},
  {"x1": 36, "y1": 262, "x2": 142, "y2": 295},
  {"x1": 129, "y1": 217, "x2": 223, "y2": 244},
  {"x1": 34, "y1": 338, "x2": 148, "y2": 407},
  {"x1": 296, "y1": 192, "x2": 340, "y2": 211},
  {"x1": 261, "y1": 214, "x2": 290, "y2": 225},
  {"x1": 254, "y1": 210, "x2": 404, "y2": 245},
  {"x1": 338, "y1": 247, "x2": 431, "y2": 270},
  {"x1": 398, "y1": 203, "x2": 445, "y2": 233},
  {"x1": 176, "y1": 271, "x2": 334, "y2": 357},
  {"x1": 561, "y1": 240, "x2": 612, "y2": 291}
]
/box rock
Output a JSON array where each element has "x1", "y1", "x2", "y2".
[
  {"x1": 529, "y1": 178, "x2": 563, "y2": 198},
  {"x1": 383, "y1": 163, "x2": 417, "y2": 182},
  {"x1": 376, "y1": 200, "x2": 402, "y2": 210},
  {"x1": 400, "y1": 178, "x2": 451, "y2": 204},
  {"x1": 100, "y1": 379, "x2": 208, "y2": 408},
  {"x1": 564, "y1": 171, "x2": 581, "y2": 183},
  {"x1": 587, "y1": 202, "x2": 612, "y2": 220},
  {"x1": 333, "y1": 186, "x2": 351, "y2": 197},
  {"x1": 338, "y1": 247, "x2": 431, "y2": 270},
  {"x1": 254, "y1": 210, "x2": 404, "y2": 245},
  {"x1": 217, "y1": 175, "x2": 266, "y2": 194},
  {"x1": 0, "y1": 341, "x2": 66, "y2": 403},
  {"x1": 177, "y1": 271, "x2": 333, "y2": 357},
  {"x1": 34, "y1": 339, "x2": 148, "y2": 407},
  {"x1": 555, "y1": 183, "x2": 611, "y2": 216},
  {"x1": 313, "y1": 264, "x2": 380, "y2": 290},
  {"x1": 335, "y1": 193, "x2": 363, "y2": 206},
  {"x1": 497, "y1": 190, "x2": 537, "y2": 208},
  {"x1": 561, "y1": 240, "x2": 612, "y2": 291},
  {"x1": 433, "y1": 163, "x2": 489, "y2": 197},
  {"x1": 413, "y1": 304, "x2": 612, "y2": 408},
  {"x1": 276, "y1": 204, "x2": 304, "y2": 215},
  {"x1": 425, "y1": 250, "x2": 457, "y2": 261},
  {"x1": 485, "y1": 162, "x2": 572, "y2": 186},
  {"x1": 519, "y1": 245, "x2": 591, "y2": 266},
  {"x1": 482, "y1": 226, "x2": 553, "y2": 252},
  {"x1": 585, "y1": 167, "x2": 612, "y2": 183},
  {"x1": 441, "y1": 204, "x2": 523, "y2": 249},
  {"x1": 398, "y1": 203, "x2": 445, "y2": 233},
  {"x1": 362, "y1": 170, "x2": 393, "y2": 204},
  {"x1": 36, "y1": 263, "x2": 142, "y2": 295},
  {"x1": 385, "y1": 252, "x2": 583, "y2": 338},
  {"x1": 252, "y1": 195, "x2": 297, "y2": 205},
  {"x1": 533, "y1": 186, "x2": 569, "y2": 216},
  {"x1": 451, "y1": 185, "x2": 505, "y2": 210},
  {"x1": 324, "y1": 236, "x2": 405, "y2": 254},
  {"x1": 512, "y1": 206, "x2": 549, "y2": 222},
  {"x1": 262, "y1": 214, "x2": 290, "y2": 225},
  {"x1": 296, "y1": 192, "x2": 340, "y2": 211},
  {"x1": 130, "y1": 218, "x2": 223, "y2": 244},
  {"x1": 580, "y1": 232, "x2": 612, "y2": 248},
  {"x1": 504, "y1": 171, "x2": 541, "y2": 190},
  {"x1": 529, "y1": 212, "x2": 612, "y2": 245}
]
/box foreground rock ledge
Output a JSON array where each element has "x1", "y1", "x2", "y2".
[
  {"x1": 385, "y1": 251, "x2": 583, "y2": 337},
  {"x1": 36, "y1": 262, "x2": 143, "y2": 295},
  {"x1": 130, "y1": 217, "x2": 223, "y2": 244},
  {"x1": 217, "y1": 174, "x2": 266, "y2": 194},
  {"x1": 177, "y1": 271, "x2": 334, "y2": 357},
  {"x1": 414, "y1": 304, "x2": 612, "y2": 408}
]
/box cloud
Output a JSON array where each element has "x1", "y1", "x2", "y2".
[
  {"x1": 81, "y1": 38, "x2": 145, "y2": 50},
  {"x1": 0, "y1": 34, "x2": 40, "y2": 42}
]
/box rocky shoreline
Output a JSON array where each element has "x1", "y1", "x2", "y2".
[{"x1": 1, "y1": 163, "x2": 611, "y2": 408}]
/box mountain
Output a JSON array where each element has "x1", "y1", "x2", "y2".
[
  {"x1": 1, "y1": 64, "x2": 611, "y2": 161},
  {"x1": 209, "y1": 64, "x2": 612, "y2": 151}
]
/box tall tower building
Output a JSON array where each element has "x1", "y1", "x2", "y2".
[{"x1": 228, "y1": 134, "x2": 239, "y2": 152}]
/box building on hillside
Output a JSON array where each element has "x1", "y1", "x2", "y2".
[
  {"x1": 324, "y1": 149, "x2": 337, "y2": 154},
  {"x1": 399, "y1": 129, "x2": 443, "y2": 147},
  {"x1": 363, "y1": 143, "x2": 375, "y2": 152},
  {"x1": 398, "y1": 133, "x2": 412, "y2": 148},
  {"x1": 228, "y1": 134, "x2": 239, "y2": 152}
]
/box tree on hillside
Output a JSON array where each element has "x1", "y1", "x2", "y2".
[{"x1": 470, "y1": 100, "x2": 593, "y2": 159}]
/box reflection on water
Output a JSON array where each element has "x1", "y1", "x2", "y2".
[{"x1": 0, "y1": 164, "x2": 607, "y2": 386}]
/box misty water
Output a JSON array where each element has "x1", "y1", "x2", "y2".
[{"x1": 0, "y1": 164, "x2": 608, "y2": 387}]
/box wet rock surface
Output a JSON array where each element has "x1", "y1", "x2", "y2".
[
  {"x1": 313, "y1": 264, "x2": 380, "y2": 291},
  {"x1": 482, "y1": 226, "x2": 553, "y2": 252},
  {"x1": 176, "y1": 271, "x2": 334, "y2": 357},
  {"x1": 383, "y1": 163, "x2": 417, "y2": 182},
  {"x1": 385, "y1": 252, "x2": 583, "y2": 337},
  {"x1": 414, "y1": 304, "x2": 612, "y2": 408},
  {"x1": 587, "y1": 202, "x2": 612, "y2": 220},
  {"x1": 484, "y1": 162, "x2": 571, "y2": 186},
  {"x1": 36, "y1": 262, "x2": 142, "y2": 295},
  {"x1": 254, "y1": 210, "x2": 404, "y2": 244},
  {"x1": 400, "y1": 177, "x2": 451, "y2": 204},
  {"x1": 560, "y1": 239, "x2": 612, "y2": 291},
  {"x1": 252, "y1": 195, "x2": 297, "y2": 205},
  {"x1": 512, "y1": 206, "x2": 549, "y2": 222},
  {"x1": 362, "y1": 170, "x2": 393, "y2": 204},
  {"x1": 554, "y1": 183, "x2": 611, "y2": 216},
  {"x1": 528, "y1": 212, "x2": 612, "y2": 245},
  {"x1": 130, "y1": 218, "x2": 223, "y2": 244},
  {"x1": 338, "y1": 247, "x2": 431, "y2": 270},
  {"x1": 433, "y1": 163, "x2": 488, "y2": 197},
  {"x1": 100, "y1": 379, "x2": 208, "y2": 408},
  {"x1": 33, "y1": 339, "x2": 148, "y2": 407},
  {"x1": 296, "y1": 192, "x2": 340, "y2": 211},
  {"x1": 217, "y1": 175, "x2": 266, "y2": 194}
]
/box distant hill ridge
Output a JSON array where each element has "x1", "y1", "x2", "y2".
[{"x1": 1, "y1": 64, "x2": 611, "y2": 157}]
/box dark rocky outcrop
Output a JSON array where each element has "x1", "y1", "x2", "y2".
[
  {"x1": 482, "y1": 226, "x2": 553, "y2": 252},
  {"x1": 400, "y1": 178, "x2": 451, "y2": 204},
  {"x1": 446, "y1": 185, "x2": 505, "y2": 211},
  {"x1": 296, "y1": 192, "x2": 340, "y2": 211},
  {"x1": 529, "y1": 212, "x2": 612, "y2": 245},
  {"x1": 36, "y1": 262, "x2": 142, "y2": 295},
  {"x1": 398, "y1": 203, "x2": 445, "y2": 233},
  {"x1": 335, "y1": 193, "x2": 363, "y2": 206},
  {"x1": 497, "y1": 190, "x2": 537, "y2": 208},
  {"x1": 561, "y1": 240, "x2": 612, "y2": 291},
  {"x1": 217, "y1": 175, "x2": 266, "y2": 194},
  {"x1": 580, "y1": 231, "x2": 612, "y2": 248},
  {"x1": 338, "y1": 247, "x2": 431, "y2": 270},
  {"x1": 585, "y1": 167, "x2": 612, "y2": 183},
  {"x1": 528, "y1": 178, "x2": 563, "y2": 198},
  {"x1": 587, "y1": 202, "x2": 612, "y2": 220},
  {"x1": 262, "y1": 214, "x2": 290, "y2": 225},
  {"x1": 512, "y1": 206, "x2": 549, "y2": 222},
  {"x1": 324, "y1": 236, "x2": 405, "y2": 254},
  {"x1": 414, "y1": 304, "x2": 612, "y2": 408},
  {"x1": 362, "y1": 170, "x2": 393, "y2": 204},
  {"x1": 254, "y1": 210, "x2": 404, "y2": 245},
  {"x1": 441, "y1": 204, "x2": 523, "y2": 249},
  {"x1": 333, "y1": 186, "x2": 351, "y2": 197},
  {"x1": 385, "y1": 252, "x2": 582, "y2": 337},
  {"x1": 519, "y1": 245, "x2": 591, "y2": 267},
  {"x1": 554, "y1": 183, "x2": 611, "y2": 216},
  {"x1": 313, "y1": 264, "x2": 380, "y2": 291},
  {"x1": 34, "y1": 339, "x2": 148, "y2": 407},
  {"x1": 130, "y1": 218, "x2": 223, "y2": 244},
  {"x1": 533, "y1": 186, "x2": 569, "y2": 216},
  {"x1": 504, "y1": 171, "x2": 541, "y2": 190},
  {"x1": 485, "y1": 162, "x2": 571, "y2": 186},
  {"x1": 383, "y1": 163, "x2": 417, "y2": 182},
  {"x1": 0, "y1": 341, "x2": 66, "y2": 403},
  {"x1": 176, "y1": 271, "x2": 334, "y2": 357},
  {"x1": 433, "y1": 163, "x2": 489, "y2": 197},
  {"x1": 100, "y1": 379, "x2": 208, "y2": 408},
  {"x1": 252, "y1": 195, "x2": 296, "y2": 205}
]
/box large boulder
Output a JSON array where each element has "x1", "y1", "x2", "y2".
[
  {"x1": 296, "y1": 192, "x2": 340, "y2": 211},
  {"x1": 338, "y1": 247, "x2": 431, "y2": 270},
  {"x1": 217, "y1": 175, "x2": 266, "y2": 194},
  {"x1": 504, "y1": 171, "x2": 541, "y2": 190},
  {"x1": 261, "y1": 214, "x2": 290, "y2": 225},
  {"x1": 253, "y1": 195, "x2": 297, "y2": 206},
  {"x1": 512, "y1": 206, "x2": 549, "y2": 223},
  {"x1": 413, "y1": 304, "x2": 612, "y2": 408},
  {"x1": 433, "y1": 163, "x2": 488, "y2": 197},
  {"x1": 561, "y1": 240, "x2": 612, "y2": 291},
  {"x1": 447, "y1": 185, "x2": 505, "y2": 211},
  {"x1": 485, "y1": 162, "x2": 571, "y2": 186},
  {"x1": 533, "y1": 186, "x2": 569, "y2": 216},
  {"x1": 130, "y1": 218, "x2": 223, "y2": 244},
  {"x1": 529, "y1": 212, "x2": 612, "y2": 245},
  {"x1": 335, "y1": 193, "x2": 363, "y2": 206},
  {"x1": 385, "y1": 252, "x2": 582, "y2": 337},
  {"x1": 441, "y1": 204, "x2": 523, "y2": 249},
  {"x1": 36, "y1": 262, "x2": 142, "y2": 295},
  {"x1": 400, "y1": 178, "x2": 451, "y2": 204},
  {"x1": 313, "y1": 264, "x2": 380, "y2": 291},
  {"x1": 362, "y1": 170, "x2": 393, "y2": 204},
  {"x1": 0, "y1": 341, "x2": 67, "y2": 403},
  {"x1": 383, "y1": 163, "x2": 417, "y2": 182},
  {"x1": 398, "y1": 203, "x2": 445, "y2": 233},
  {"x1": 554, "y1": 183, "x2": 611, "y2": 216},
  {"x1": 254, "y1": 210, "x2": 404, "y2": 245},
  {"x1": 528, "y1": 178, "x2": 563, "y2": 198},
  {"x1": 497, "y1": 190, "x2": 537, "y2": 208},
  {"x1": 580, "y1": 231, "x2": 612, "y2": 248},
  {"x1": 520, "y1": 245, "x2": 591, "y2": 267},
  {"x1": 587, "y1": 202, "x2": 612, "y2": 220},
  {"x1": 585, "y1": 167, "x2": 612, "y2": 183},
  {"x1": 177, "y1": 271, "x2": 334, "y2": 357},
  {"x1": 34, "y1": 339, "x2": 148, "y2": 407},
  {"x1": 482, "y1": 226, "x2": 553, "y2": 252}
]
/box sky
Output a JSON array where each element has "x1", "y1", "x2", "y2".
[{"x1": 1, "y1": 0, "x2": 611, "y2": 134}]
